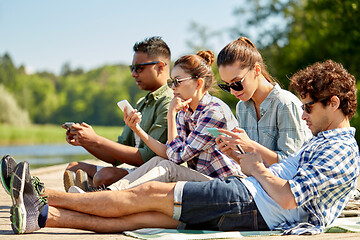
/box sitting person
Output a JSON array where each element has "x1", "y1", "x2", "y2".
[
  {"x1": 91, "y1": 50, "x2": 242, "y2": 191},
  {"x1": 216, "y1": 37, "x2": 311, "y2": 165},
  {"x1": 7, "y1": 60, "x2": 359, "y2": 235},
  {"x1": 62, "y1": 36, "x2": 173, "y2": 191}
]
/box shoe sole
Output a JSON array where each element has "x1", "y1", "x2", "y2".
[
  {"x1": 10, "y1": 162, "x2": 30, "y2": 234},
  {"x1": 63, "y1": 170, "x2": 75, "y2": 192},
  {"x1": 1, "y1": 155, "x2": 16, "y2": 195}
]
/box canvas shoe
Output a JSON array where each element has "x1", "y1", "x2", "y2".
[
  {"x1": 75, "y1": 169, "x2": 90, "y2": 192},
  {"x1": 63, "y1": 170, "x2": 76, "y2": 192},
  {"x1": 1, "y1": 155, "x2": 17, "y2": 195},
  {"x1": 10, "y1": 161, "x2": 48, "y2": 234}
]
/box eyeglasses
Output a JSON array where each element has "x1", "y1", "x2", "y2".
[
  {"x1": 301, "y1": 97, "x2": 331, "y2": 114},
  {"x1": 217, "y1": 68, "x2": 252, "y2": 92},
  {"x1": 129, "y1": 61, "x2": 161, "y2": 74},
  {"x1": 167, "y1": 76, "x2": 195, "y2": 88}
]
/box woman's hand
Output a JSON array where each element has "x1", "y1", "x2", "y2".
[
  {"x1": 124, "y1": 107, "x2": 142, "y2": 132},
  {"x1": 168, "y1": 97, "x2": 192, "y2": 115}
]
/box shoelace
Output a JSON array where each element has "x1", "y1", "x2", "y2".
[{"x1": 32, "y1": 176, "x2": 48, "y2": 204}]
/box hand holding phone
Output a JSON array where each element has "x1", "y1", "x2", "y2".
[
  {"x1": 207, "y1": 128, "x2": 244, "y2": 154},
  {"x1": 117, "y1": 100, "x2": 134, "y2": 115}
]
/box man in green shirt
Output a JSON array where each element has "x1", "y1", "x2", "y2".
[{"x1": 63, "y1": 36, "x2": 173, "y2": 190}]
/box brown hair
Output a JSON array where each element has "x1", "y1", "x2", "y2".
[
  {"x1": 217, "y1": 37, "x2": 275, "y2": 84},
  {"x1": 174, "y1": 50, "x2": 215, "y2": 90},
  {"x1": 290, "y1": 60, "x2": 357, "y2": 119}
]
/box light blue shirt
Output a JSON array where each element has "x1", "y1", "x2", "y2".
[{"x1": 236, "y1": 84, "x2": 312, "y2": 161}]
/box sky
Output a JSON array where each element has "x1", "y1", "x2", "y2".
[{"x1": 0, "y1": 1, "x2": 242, "y2": 75}]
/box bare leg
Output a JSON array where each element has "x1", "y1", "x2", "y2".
[
  {"x1": 47, "y1": 206, "x2": 179, "y2": 233},
  {"x1": 44, "y1": 181, "x2": 176, "y2": 218},
  {"x1": 93, "y1": 167, "x2": 129, "y2": 187}
]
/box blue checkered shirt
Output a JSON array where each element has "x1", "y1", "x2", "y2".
[
  {"x1": 274, "y1": 128, "x2": 360, "y2": 234},
  {"x1": 166, "y1": 92, "x2": 242, "y2": 179}
]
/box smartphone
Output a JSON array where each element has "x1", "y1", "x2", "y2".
[
  {"x1": 207, "y1": 128, "x2": 244, "y2": 154},
  {"x1": 207, "y1": 128, "x2": 226, "y2": 138},
  {"x1": 64, "y1": 122, "x2": 75, "y2": 129},
  {"x1": 117, "y1": 100, "x2": 134, "y2": 115}
]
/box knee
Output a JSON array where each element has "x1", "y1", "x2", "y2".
[
  {"x1": 147, "y1": 156, "x2": 166, "y2": 165},
  {"x1": 93, "y1": 167, "x2": 128, "y2": 187},
  {"x1": 66, "y1": 161, "x2": 80, "y2": 171},
  {"x1": 135, "y1": 181, "x2": 165, "y2": 195}
]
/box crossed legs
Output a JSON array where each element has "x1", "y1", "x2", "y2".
[{"x1": 43, "y1": 181, "x2": 179, "y2": 232}]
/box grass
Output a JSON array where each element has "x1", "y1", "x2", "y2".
[{"x1": 0, "y1": 124, "x2": 123, "y2": 145}]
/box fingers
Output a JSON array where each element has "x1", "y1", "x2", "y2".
[{"x1": 232, "y1": 127, "x2": 245, "y2": 133}]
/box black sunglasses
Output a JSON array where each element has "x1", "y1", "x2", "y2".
[
  {"x1": 167, "y1": 76, "x2": 195, "y2": 88},
  {"x1": 129, "y1": 61, "x2": 161, "y2": 73},
  {"x1": 217, "y1": 68, "x2": 252, "y2": 92},
  {"x1": 301, "y1": 97, "x2": 331, "y2": 114}
]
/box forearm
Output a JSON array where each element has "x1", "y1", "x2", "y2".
[
  {"x1": 133, "y1": 127, "x2": 167, "y2": 158},
  {"x1": 84, "y1": 135, "x2": 143, "y2": 166},
  {"x1": 252, "y1": 166, "x2": 297, "y2": 209},
  {"x1": 167, "y1": 112, "x2": 178, "y2": 142}
]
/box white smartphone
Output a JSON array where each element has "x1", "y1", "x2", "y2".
[
  {"x1": 117, "y1": 100, "x2": 134, "y2": 115},
  {"x1": 64, "y1": 122, "x2": 75, "y2": 129}
]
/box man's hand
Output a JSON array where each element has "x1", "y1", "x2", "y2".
[
  {"x1": 71, "y1": 122, "x2": 99, "y2": 147},
  {"x1": 62, "y1": 123, "x2": 81, "y2": 146},
  {"x1": 124, "y1": 108, "x2": 142, "y2": 132},
  {"x1": 238, "y1": 152, "x2": 266, "y2": 177}
]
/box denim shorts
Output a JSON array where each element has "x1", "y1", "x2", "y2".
[{"x1": 173, "y1": 176, "x2": 269, "y2": 231}]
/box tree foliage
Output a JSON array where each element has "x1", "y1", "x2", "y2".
[{"x1": 0, "y1": 53, "x2": 142, "y2": 126}]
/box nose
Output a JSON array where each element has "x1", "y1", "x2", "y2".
[
  {"x1": 230, "y1": 88, "x2": 237, "y2": 95},
  {"x1": 301, "y1": 110, "x2": 308, "y2": 121},
  {"x1": 131, "y1": 69, "x2": 138, "y2": 78}
]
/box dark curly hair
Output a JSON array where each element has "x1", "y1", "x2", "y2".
[
  {"x1": 290, "y1": 60, "x2": 357, "y2": 119},
  {"x1": 133, "y1": 36, "x2": 171, "y2": 63}
]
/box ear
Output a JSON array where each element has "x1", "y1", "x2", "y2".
[
  {"x1": 254, "y1": 63, "x2": 261, "y2": 77},
  {"x1": 197, "y1": 77, "x2": 205, "y2": 90},
  {"x1": 157, "y1": 61, "x2": 167, "y2": 74},
  {"x1": 329, "y1": 96, "x2": 340, "y2": 111}
]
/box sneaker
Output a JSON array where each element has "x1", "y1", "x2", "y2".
[
  {"x1": 1, "y1": 155, "x2": 17, "y2": 195},
  {"x1": 63, "y1": 170, "x2": 76, "y2": 192},
  {"x1": 75, "y1": 169, "x2": 90, "y2": 192},
  {"x1": 68, "y1": 186, "x2": 86, "y2": 193},
  {"x1": 10, "y1": 161, "x2": 48, "y2": 234}
]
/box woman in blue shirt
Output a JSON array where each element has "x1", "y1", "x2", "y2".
[{"x1": 216, "y1": 37, "x2": 311, "y2": 165}]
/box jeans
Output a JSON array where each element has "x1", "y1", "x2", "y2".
[{"x1": 173, "y1": 177, "x2": 269, "y2": 231}]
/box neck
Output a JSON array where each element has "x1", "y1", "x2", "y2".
[
  {"x1": 327, "y1": 113, "x2": 351, "y2": 131},
  {"x1": 189, "y1": 91, "x2": 206, "y2": 112},
  {"x1": 252, "y1": 76, "x2": 274, "y2": 106}
]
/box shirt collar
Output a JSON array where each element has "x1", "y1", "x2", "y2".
[
  {"x1": 145, "y1": 84, "x2": 171, "y2": 102},
  {"x1": 184, "y1": 92, "x2": 212, "y2": 120},
  {"x1": 316, "y1": 127, "x2": 356, "y2": 139},
  {"x1": 259, "y1": 84, "x2": 280, "y2": 116}
]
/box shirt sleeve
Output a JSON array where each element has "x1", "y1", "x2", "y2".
[
  {"x1": 289, "y1": 142, "x2": 358, "y2": 207},
  {"x1": 276, "y1": 101, "x2": 311, "y2": 161},
  {"x1": 166, "y1": 109, "x2": 228, "y2": 164}
]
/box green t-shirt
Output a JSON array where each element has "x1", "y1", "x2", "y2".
[{"x1": 117, "y1": 84, "x2": 173, "y2": 164}]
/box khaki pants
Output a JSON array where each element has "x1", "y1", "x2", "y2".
[{"x1": 109, "y1": 156, "x2": 213, "y2": 190}]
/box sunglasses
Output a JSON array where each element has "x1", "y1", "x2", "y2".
[
  {"x1": 167, "y1": 76, "x2": 195, "y2": 88},
  {"x1": 129, "y1": 61, "x2": 160, "y2": 74},
  {"x1": 217, "y1": 68, "x2": 252, "y2": 92},
  {"x1": 301, "y1": 97, "x2": 331, "y2": 114}
]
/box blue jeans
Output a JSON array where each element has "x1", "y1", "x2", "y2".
[{"x1": 173, "y1": 176, "x2": 269, "y2": 231}]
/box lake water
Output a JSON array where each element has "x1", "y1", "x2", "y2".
[{"x1": 0, "y1": 144, "x2": 92, "y2": 169}]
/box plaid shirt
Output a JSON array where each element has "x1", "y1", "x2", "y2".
[
  {"x1": 166, "y1": 92, "x2": 242, "y2": 179},
  {"x1": 274, "y1": 128, "x2": 360, "y2": 234}
]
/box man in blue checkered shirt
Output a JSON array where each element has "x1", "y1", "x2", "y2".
[{"x1": 8, "y1": 60, "x2": 360, "y2": 235}]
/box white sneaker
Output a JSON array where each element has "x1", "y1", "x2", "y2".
[{"x1": 68, "y1": 186, "x2": 86, "y2": 193}]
